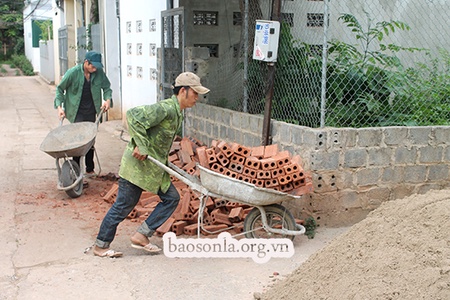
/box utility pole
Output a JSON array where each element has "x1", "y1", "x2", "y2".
[{"x1": 261, "y1": 0, "x2": 281, "y2": 146}]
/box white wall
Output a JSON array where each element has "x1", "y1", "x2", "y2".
[
  {"x1": 23, "y1": 1, "x2": 53, "y2": 72},
  {"x1": 99, "y1": 0, "x2": 122, "y2": 120},
  {"x1": 119, "y1": 0, "x2": 168, "y2": 113}
]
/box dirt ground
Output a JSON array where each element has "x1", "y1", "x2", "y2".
[{"x1": 258, "y1": 189, "x2": 450, "y2": 300}]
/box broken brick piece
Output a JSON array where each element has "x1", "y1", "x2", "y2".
[
  {"x1": 196, "y1": 146, "x2": 209, "y2": 167},
  {"x1": 180, "y1": 137, "x2": 194, "y2": 156},
  {"x1": 156, "y1": 217, "x2": 175, "y2": 234},
  {"x1": 228, "y1": 207, "x2": 244, "y2": 223}
]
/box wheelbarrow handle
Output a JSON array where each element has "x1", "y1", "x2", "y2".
[{"x1": 58, "y1": 108, "x2": 105, "y2": 126}]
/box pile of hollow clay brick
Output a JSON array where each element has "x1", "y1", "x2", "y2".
[{"x1": 102, "y1": 136, "x2": 311, "y2": 237}]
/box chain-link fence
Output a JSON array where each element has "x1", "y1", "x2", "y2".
[{"x1": 207, "y1": 0, "x2": 450, "y2": 128}]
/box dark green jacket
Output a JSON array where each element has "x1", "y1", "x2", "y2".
[
  {"x1": 54, "y1": 64, "x2": 113, "y2": 122},
  {"x1": 119, "y1": 96, "x2": 183, "y2": 193}
]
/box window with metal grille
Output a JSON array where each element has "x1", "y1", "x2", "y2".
[
  {"x1": 194, "y1": 44, "x2": 219, "y2": 58},
  {"x1": 307, "y1": 13, "x2": 324, "y2": 27},
  {"x1": 193, "y1": 11, "x2": 218, "y2": 26},
  {"x1": 233, "y1": 12, "x2": 242, "y2": 26},
  {"x1": 281, "y1": 13, "x2": 294, "y2": 27}
]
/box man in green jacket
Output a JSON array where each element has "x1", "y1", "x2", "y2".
[
  {"x1": 93, "y1": 72, "x2": 209, "y2": 257},
  {"x1": 54, "y1": 51, "x2": 112, "y2": 175}
]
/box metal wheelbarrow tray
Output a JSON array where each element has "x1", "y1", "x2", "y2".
[
  {"x1": 40, "y1": 122, "x2": 98, "y2": 159},
  {"x1": 40, "y1": 112, "x2": 103, "y2": 198}
]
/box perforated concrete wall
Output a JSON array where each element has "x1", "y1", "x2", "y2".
[{"x1": 185, "y1": 103, "x2": 450, "y2": 226}]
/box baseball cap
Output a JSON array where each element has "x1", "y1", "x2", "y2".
[
  {"x1": 174, "y1": 72, "x2": 210, "y2": 94},
  {"x1": 85, "y1": 51, "x2": 104, "y2": 69}
]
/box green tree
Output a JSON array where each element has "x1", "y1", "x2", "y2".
[{"x1": 0, "y1": 0, "x2": 24, "y2": 57}]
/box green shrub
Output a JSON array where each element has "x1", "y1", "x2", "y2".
[{"x1": 11, "y1": 54, "x2": 34, "y2": 76}]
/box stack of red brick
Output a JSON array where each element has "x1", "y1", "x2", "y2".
[{"x1": 102, "y1": 136, "x2": 311, "y2": 237}]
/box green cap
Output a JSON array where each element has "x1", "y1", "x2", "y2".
[{"x1": 85, "y1": 51, "x2": 103, "y2": 69}]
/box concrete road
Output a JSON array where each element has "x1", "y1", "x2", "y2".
[{"x1": 0, "y1": 76, "x2": 348, "y2": 300}]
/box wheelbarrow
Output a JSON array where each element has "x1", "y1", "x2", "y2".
[
  {"x1": 146, "y1": 155, "x2": 307, "y2": 240},
  {"x1": 40, "y1": 111, "x2": 104, "y2": 198}
]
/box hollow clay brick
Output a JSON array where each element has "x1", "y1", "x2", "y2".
[
  {"x1": 257, "y1": 170, "x2": 272, "y2": 179},
  {"x1": 283, "y1": 163, "x2": 300, "y2": 174},
  {"x1": 214, "y1": 198, "x2": 227, "y2": 208},
  {"x1": 224, "y1": 169, "x2": 238, "y2": 179},
  {"x1": 272, "y1": 150, "x2": 291, "y2": 168},
  {"x1": 230, "y1": 154, "x2": 246, "y2": 164},
  {"x1": 216, "y1": 151, "x2": 230, "y2": 166},
  {"x1": 290, "y1": 171, "x2": 305, "y2": 182},
  {"x1": 217, "y1": 140, "x2": 234, "y2": 157},
  {"x1": 263, "y1": 144, "x2": 279, "y2": 158},
  {"x1": 251, "y1": 178, "x2": 264, "y2": 187},
  {"x1": 205, "y1": 147, "x2": 217, "y2": 164},
  {"x1": 260, "y1": 158, "x2": 278, "y2": 170},
  {"x1": 264, "y1": 178, "x2": 279, "y2": 188},
  {"x1": 277, "y1": 174, "x2": 293, "y2": 185},
  {"x1": 230, "y1": 143, "x2": 251, "y2": 157},
  {"x1": 251, "y1": 146, "x2": 265, "y2": 159},
  {"x1": 172, "y1": 220, "x2": 187, "y2": 235},
  {"x1": 243, "y1": 167, "x2": 257, "y2": 178},
  {"x1": 244, "y1": 156, "x2": 261, "y2": 170},
  {"x1": 183, "y1": 223, "x2": 198, "y2": 236},
  {"x1": 290, "y1": 182, "x2": 313, "y2": 196},
  {"x1": 271, "y1": 168, "x2": 286, "y2": 178},
  {"x1": 210, "y1": 163, "x2": 225, "y2": 174},
  {"x1": 229, "y1": 162, "x2": 244, "y2": 174},
  {"x1": 237, "y1": 174, "x2": 252, "y2": 183},
  {"x1": 202, "y1": 224, "x2": 229, "y2": 235}
]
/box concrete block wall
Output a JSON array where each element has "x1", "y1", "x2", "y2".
[{"x1": 185, "y1": 103, "x2": 450, "y2": 226}]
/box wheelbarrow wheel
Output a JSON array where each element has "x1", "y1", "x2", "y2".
[
  {"x1": 61, "y1": 159, "x2": 83, "y2": 198},
  {"x1": 243, "y1": 204, "x2": 297, "y2": 241}
]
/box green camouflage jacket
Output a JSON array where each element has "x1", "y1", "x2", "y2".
[
  {"x1": 54, "y1": 64, "x2": 113, "y2": 122},
  {"x1": 119, "y1": 96, "x2": 182, "y2": 193}
]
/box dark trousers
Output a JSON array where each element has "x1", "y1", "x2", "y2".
[{"x1": 73, "y1": 112, "x2": 96, "y2": 173}]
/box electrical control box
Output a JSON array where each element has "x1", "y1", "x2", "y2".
[{"x1": 252, "y1": 20, "x2": 280, "y2": 62}]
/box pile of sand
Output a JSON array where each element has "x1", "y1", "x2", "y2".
[{"x1": 259, "y1": 189, "x2": 450, "y2": 300}]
